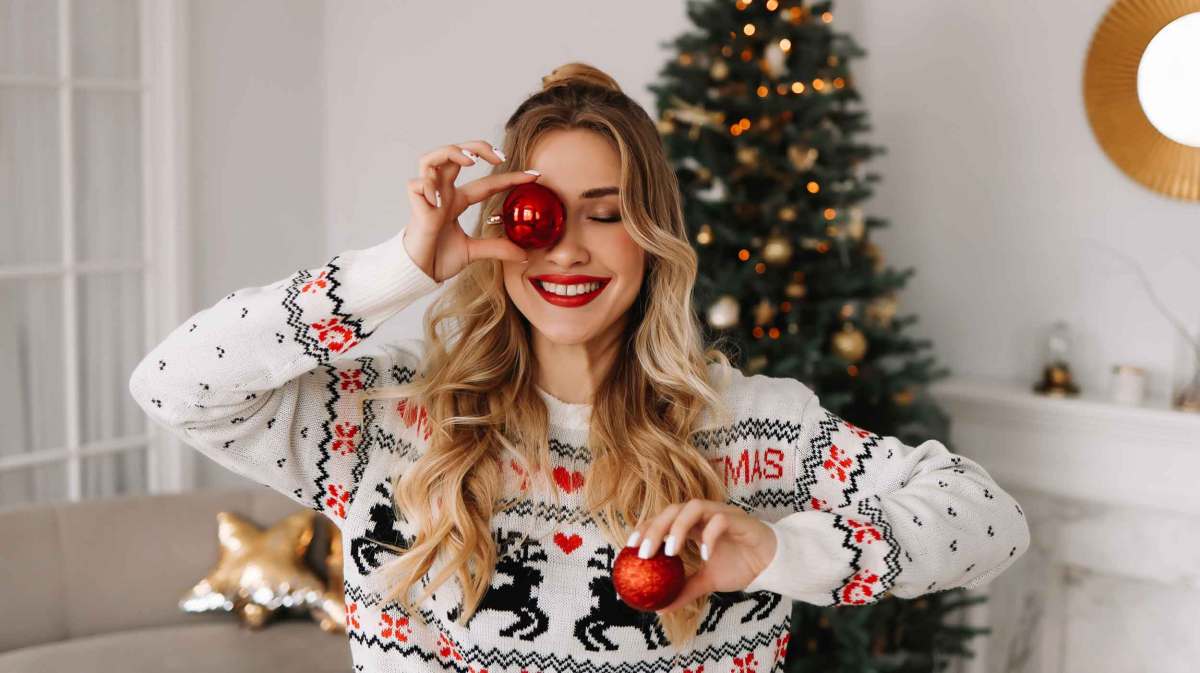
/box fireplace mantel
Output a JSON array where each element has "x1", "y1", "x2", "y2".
[{"x1": 927, "y1": 376, "x2": 1200, "y2": 673}]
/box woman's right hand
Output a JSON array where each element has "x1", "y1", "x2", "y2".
[{"x1": 403, "y1": 139, "x2": 541, "y2": 283}]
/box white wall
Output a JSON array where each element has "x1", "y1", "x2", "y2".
[
  {"x1": 188, "y1": 0, "x2": 326, "y2": 488},
  {"x1": 837, "y1": 0, "x2": 1200, "y2": 403}
]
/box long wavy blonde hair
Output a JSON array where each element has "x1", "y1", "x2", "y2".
[{"x1": 357, "y1": 61, "x2": 737, "y2": 649}]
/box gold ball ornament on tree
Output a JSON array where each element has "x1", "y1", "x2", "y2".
[
  {"x1": 179, "y1": 509, "x2": 328, "y2": 629},
  {"x1": 710, "y1": 57, "x2": 729, "y2": 80},
  {"x1": 785, "y1": 280, "x2": 807, "y2": 299},
  {"x1": 788, "y1": 145, "x2": 819, "y2": 172},
  {"x1": 762, "y1": 234, "x2": 794, "y2": 265},
  {"x1": 707, "y1": 294, "x2": 740, "y2": 329},
  {"x1": 847, "y1": 206, "x2": 866, "y2": 241},
  {"x1": 866, "y1": 294, "x2": 898, "y2": 328},
  {"x1": 831, "y1": 322, "x2": 868, "y2": 363},
  {"x1": 753, "y1": 298, "x2": 777, "y2": 325},
  {"x1": 762, "y1": 41, "x2": 788, "y2": 79},
  {"x1": 893, "y1": 388, "x2": 916, "y2": 406}
]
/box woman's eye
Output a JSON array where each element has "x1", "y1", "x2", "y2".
[{"x1": 591, "y1": 216, "x2": 622, "y2": 223}]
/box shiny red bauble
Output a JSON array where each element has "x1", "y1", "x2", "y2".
[
  {"x1": 611, "y1": 545, "x2": 685, "y2": 612},
  {"x1": 499, "y1": 181, "x2": 565, "y2": 249}
]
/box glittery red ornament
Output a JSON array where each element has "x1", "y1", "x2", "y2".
[
  {"x1": 499, "y1": 182, "x2": 565, "y2": 249},
  {"x1": 611, "y1": 545, "x2": 685, "y2": 612}
]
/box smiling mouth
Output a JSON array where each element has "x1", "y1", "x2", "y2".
[{"x1": 530, "y1": 277, "x2": 610, "y2": 307}]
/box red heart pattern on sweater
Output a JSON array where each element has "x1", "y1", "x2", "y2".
[
  {"x1": 552, "y1": 466, "x2": 584, "y2": 493},
  {"x1": 553, "y1": 532, "x2": 582, "y2": 554}
]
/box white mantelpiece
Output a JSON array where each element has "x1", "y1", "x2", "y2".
[{"x1": 928, "y1": 376, "x2": 1200, "y2": 673}]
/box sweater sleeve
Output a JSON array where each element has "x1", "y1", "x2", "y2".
[
  {"x1": 743, "y1": 388, "x2": 1031, "y2": 606},
  {"x1": 128, "y1": 228, "x2": 441, "y2": 525}
]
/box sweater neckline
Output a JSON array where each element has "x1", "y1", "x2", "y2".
[{"x1": 534, "y1": 384, "x2": 591, "y2": 432}]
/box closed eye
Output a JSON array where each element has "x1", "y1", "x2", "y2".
[{"x1": 591, "y1": 216, "x2": 622, "y2": 223}]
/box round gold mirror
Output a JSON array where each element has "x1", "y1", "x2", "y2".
[{"x1": 1084, "y1": 0, "x2": 1200, "y2": 201}]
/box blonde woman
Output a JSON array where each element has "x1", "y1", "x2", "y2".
[{"x1": 130, "y1": 63, "x2": 1029, "y2": 672}]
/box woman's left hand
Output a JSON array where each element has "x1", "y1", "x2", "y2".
[{"x1": 626, "y1": 498, "x2": 777, "y2": 614}]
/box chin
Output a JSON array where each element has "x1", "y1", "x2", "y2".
[{"x1": 529, "y1": 322, "x2": 598, "y2": 346}]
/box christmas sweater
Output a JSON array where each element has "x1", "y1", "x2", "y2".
[{"x1": 129, "y1": 227, "x2": 1031, "y2": 673}]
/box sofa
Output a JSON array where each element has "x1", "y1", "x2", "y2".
[{"x1": 0, "y1": 487, "x2": 352, "y2": 673}]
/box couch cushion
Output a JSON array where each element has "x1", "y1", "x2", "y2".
[
  {"x1": 0, "y1": 620, "x2": 351, "y2": 673},
  {"x1": 0, "y1": 487, "x2": 339, "y2": 652}
]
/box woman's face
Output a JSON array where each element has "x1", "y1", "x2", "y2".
[{"x1": 501, "y1": 128, "x2": 646, "y2": 346}]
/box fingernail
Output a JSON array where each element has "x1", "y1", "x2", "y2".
[
  {"x1": 435, "y1": 191, "x2": 441, "y2": 207},
  {"x1": 637, "y1": 538, "x2": 653, "y2": 559},
  {"x1": 521, "y1": 258, "x2": 529, "y2": 264},
  {"x1": 523, "y1": 169, "x2": 541, "y2": 176},
  {"x1": 626, "y1": 531, "x2": 641, "y2": 547},
  {"x1": 701, "y1": 542, "x2": 710, "y2": 561},
  {"x1": 461, "y1": 148, "x2": 478, "y2": 160},
  {"x1": 664, "y1": 535, "x2": 676, "y2": 556},
  {"x1": 492, "y1": 145, "x2": 506, "y2": 161}
]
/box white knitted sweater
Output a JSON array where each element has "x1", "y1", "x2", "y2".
[{"x1": 129, "y1": 228, "x2": 1030, "y2": 673}]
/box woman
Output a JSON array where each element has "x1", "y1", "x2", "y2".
[{"x1": 130, "y1": 63, "x2": 1029, "y2": 672}]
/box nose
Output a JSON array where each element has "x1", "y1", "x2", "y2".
[{"x1": 542, "y1": 210, "x2": 589, "y2": 268}]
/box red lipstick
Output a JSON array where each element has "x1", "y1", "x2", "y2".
[{"x1": 529, "y1": 274, "x2": 611, "y2": 308}]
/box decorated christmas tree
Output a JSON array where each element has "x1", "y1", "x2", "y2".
[{"x1": 650, "y1": 1, "x2": 991, "y2": 670}]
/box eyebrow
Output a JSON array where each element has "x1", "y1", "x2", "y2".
[{"x1": 580, "y1": 186, "x2": 619, "y2": 199}]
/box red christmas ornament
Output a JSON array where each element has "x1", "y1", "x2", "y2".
[
  {"x1": 611, "y1": 545, "x2": 685, "y2": 612},
  {"x1": 498, "y1": 182, "x2": 565, "y2": 249}
]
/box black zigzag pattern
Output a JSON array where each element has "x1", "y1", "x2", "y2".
[
  {"x1": 730, "y1": 488, "x2": 797, "y2": 512},
  {"x1": 794, "y1": 406, "x2": 883, "y2": 511},
  {"x1": 494, "y1": 497, "x2": 599, "y2": 526},
  {"x1": 347, "y1": 612, "x2": 791, "y2": 673},
  {"x1": 692, "y1": 415, "x2": 804, "y2": 451},
  {"x1": 281, "y1": 260, "x2": 373, "y2": 366},
  {"x1": 549, "y1": 436, "x2": 592, "y2": 462},
  {"x1": 829, "y1": 495, "x2": 903, "y2": 605}
]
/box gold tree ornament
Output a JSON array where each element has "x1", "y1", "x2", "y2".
[
  {"x1": 763, "y1": 41, "x2": 788, "y2": 78},
  {"x1": 762, "y1": 234, "x2": 794, "y2": 264},
  {"x1": 785, "y1": 280, "x2": 807, "y2": 299},
  {"x1": 846, "y1": 207, "x2": 866, "y2": 240},
  {"x1": 180, "y1": 509, "x2": 328, "y2": 629},
  {"x1": 707, "y1": 294, "x2": 740, "y2": 329},
  {"x1": 753, "y1": 298, "x2": 777, "y2": 325},
  {"x1": 866, "y1": 294, "x2": 899, "y2": 327},
  {"x1": 893, "y1": 388, "x2": 916, "y2": 406},
  {"x1": 746, "y1": 355, "x2": 769, "y2": 375},
  {"x1": 710, "y1": 58, "x2": 729, "y2": 80},
  {"x1": 696, "y1": 223, "x2": 714, "y2": 245},
  {"x1": 788, "y1": 144, "x2": 819, "y2": 171},
  {"x1": 831, "y1": 323, "x2": 868, "y2": 362}
]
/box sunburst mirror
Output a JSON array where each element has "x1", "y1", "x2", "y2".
[{"x1": 1084, "y1": 0, "x2": 1200, "y2": 201}]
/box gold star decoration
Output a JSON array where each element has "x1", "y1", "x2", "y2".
[{"x1": 179, "y1": 509, "x2": 330, "y2": 629}]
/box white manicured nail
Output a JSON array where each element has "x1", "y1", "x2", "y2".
[
  {"x1": 492, "y1": 145, "x2": 506, "y2": 161},
  {"x1": 626, "y1": 531, "x2": 641, "y2": 547},
  {"x1": 701, "y1": 543, "x2": 710, "y2": 561},
  {"x1": 664, "y1": 535, "x2": 676, "y2": 556},
  {"x1": 461, "y1": 148, "x2": 478, "y2": 160},
  {"x1": 524, "y1": 169, "x2": 541, "y2": 176},
  {"x1": 435, "y1": 191, "x2": 441, "y2": 207},
  {"x1": 637, "y1": 538, "x2": 653, "y2": 559}
]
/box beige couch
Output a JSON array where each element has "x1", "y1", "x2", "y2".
[{"x1": 0, "y1": 487, "x2": 352, "y2": 673}]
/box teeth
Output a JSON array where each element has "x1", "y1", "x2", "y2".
[{"x1": 539, "y1": 281, "x2": 601, "y2": 297}]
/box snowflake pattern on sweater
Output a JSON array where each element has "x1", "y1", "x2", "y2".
[{"x1": 129, "y1": 228, "x2": 1031, "y2": 673}]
